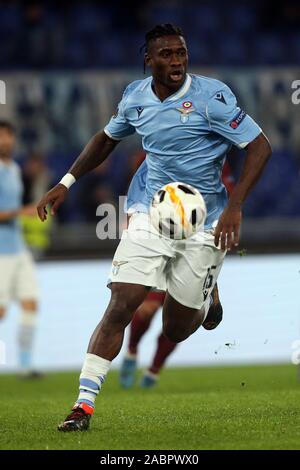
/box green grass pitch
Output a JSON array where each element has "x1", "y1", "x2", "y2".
[{"x1": 1, "y1": 364, "x2": 300, "y2": 450}]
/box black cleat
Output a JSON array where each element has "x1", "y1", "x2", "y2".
[
  {"x1": 203, "y1": 283, "x2": 223, "y2": 330},
  {"x1": 58, "y1": 405, "x2": 92, "y2": 432},
  {"x1": 19, "y1": 370, "x2": 44, "y2": 380}
]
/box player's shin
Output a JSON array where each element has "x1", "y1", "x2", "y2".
[
  {"x1": 149, "y1": 333, "x2": 177, "y2": 375},
  {"x1": 76, "y1": 353, "x2": 111, "y2": 414},
  {"x1": 128, "y1": 312, "x2": 152, "y2": 355}
]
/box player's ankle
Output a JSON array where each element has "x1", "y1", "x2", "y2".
[
  {"x1": 126, "y1": 350, "x2": 137, "y2": 359},
  {"x1": 146, "y1": 368, "x2": 159, "y2": 378},
  {"x1": 75, "y1": 402, "x2": 95, "y2": 415}
]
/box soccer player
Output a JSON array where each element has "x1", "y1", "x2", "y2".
[
  {"x1": 37, "y1": 24, "x2": 272, "y2": 431},
  {"x1": 0, "y1": 121, "x2": 40, "y2": 376}
]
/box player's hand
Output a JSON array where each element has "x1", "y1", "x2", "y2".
[
  {"x1": 214, "y1": 206, "x2": 242, "y2": 251},
  {"x1": 37, "y1": 184, "x2": 68, "y2": 221},
  {"x1": 20, "y1": 204, "x2": 38, "y2": 217}
]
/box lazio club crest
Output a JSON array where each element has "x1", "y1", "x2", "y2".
[
  {"x1": 176, "y1": 101, "x2": 195, "y2": 123},
  {"x1": 112, "y1": 260, "x2": 128, "y2": 275}
]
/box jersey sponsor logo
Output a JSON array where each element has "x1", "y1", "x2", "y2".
[
  {"x1": 176, "y1": 101, "x2": 195, "y2": 123},
  {"x1": 136, "y1": 106, "x2": 144, "y2": 118},
  {"x1": 215, "y1": 92, "x2": 226, "y2": 104},
  {"x1": 230, "y1": 110, "x2": 246, "y2": 129}
]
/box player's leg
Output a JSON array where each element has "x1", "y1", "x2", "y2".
[
  {"x1": 87, "y1": 283, "x2": 148, "y2": 359},
  {"x1": 136, "y1": 291, "x2": 177, "y2": 388},
  {"x1": 162, "y1": 283, "x2": 223, "y2": 342},
  {"x1": 0, "y1": 253, "x2": 16, "y2": 317},
  {"x1": 58, "y1": 212, "x2": 173, "y2": 431},
  {"x1": 162, "y1": 293, "x2": 206, "y2": 343},
  {"x1": 15, "y1": 251, "x2": 40, "y2": 376},
  {"x1": 140, "y1": 332, "x2": 177, "y2": 388},
  {"x1": 202, "y1": 282, "x2": 223, "y2": 330},
  {"x1": 120, "y1": 292, "x2": 163, "y2": 388},
  {"x1": 128, "y1": 295, "x2": 164, "y2": 355},
  {"x1": 0, "y1": 254, "x2": 16, "y2": 342},
  {"x1": 58, "y1": 282, "x2": 149, "y2": 431},
  {"x1": 18, "y1": 299, "x2": 39, "y2": 376},
  {"x1": 163, "y1": 232, "x2": 226, "y2": 342}
]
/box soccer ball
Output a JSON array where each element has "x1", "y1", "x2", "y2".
[{"x1": 150, "y1": 182, "x2": 207, "y2": 239}]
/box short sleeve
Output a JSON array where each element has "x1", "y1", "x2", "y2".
[
  {"x1": 206, "y1": 85, "x2": 261, "y2": 149},
  {"x1": 104, "y1": 86, "x2": 135, "y2": 140}
]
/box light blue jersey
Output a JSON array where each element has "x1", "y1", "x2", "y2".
[
  {"x1": 105, "y1": 74, "x2": 262, "y2": 228},
  {"x1": 126, "y1": 160, "x2": 148, "y2": 214},
  {"x1": 0, "y1": 160, "x2": 25, "y2": 254}
]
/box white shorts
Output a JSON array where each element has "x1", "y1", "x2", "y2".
[
  {"x1": 108, "y1": 213, "x2": 226, "y2": 310},
  {"x1": 0, "y1": 250, "x2": 39, "y2": 307}
]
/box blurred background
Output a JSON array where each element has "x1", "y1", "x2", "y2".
[{"x1": 0, "y1": 0, "x2": 299, "y2": 371}]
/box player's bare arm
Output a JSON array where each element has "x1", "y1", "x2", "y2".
[
  {"x1": 0, "y1": 205, "x2": 37, "y2": 222},
  {"x1": 214, "y1": 132, "x2": 272, "y2": 251},
  {"x1": 0, "y1": 209, "x2": 20, "y2": 222},
  {"x1": 68, "y1": 130, "x2": 119, "y2": 180},
  {"x1": 37, "y1": 131, "x2": 119, "y2": 221}
]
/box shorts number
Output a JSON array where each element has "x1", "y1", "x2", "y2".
[{"x1": 203, "y1": 265, "x2": 217, "y2": 300}]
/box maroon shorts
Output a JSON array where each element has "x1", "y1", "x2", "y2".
[{"x1": 146, "y1": 290, "x2": 166, "y2": 305}]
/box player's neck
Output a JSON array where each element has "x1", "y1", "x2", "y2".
[
  {"x1": 0, "y1": 154, "x2": 13, "y2": 164},
  {"x1": 151, "y1": 78, "x2": 185, "y2": 102}
]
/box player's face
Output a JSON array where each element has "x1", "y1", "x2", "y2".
[
  {"x1": 146, "y1": 35, "x2": 188, "y2": 90},
  {"x1": 0, "y1": 128, "x2": 15, "y2": 158}
]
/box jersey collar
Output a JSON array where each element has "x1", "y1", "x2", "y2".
[
  {"x1": 165, "y1": 73, "x2": 192, "y2": 102},
  {"x1": 150, "y1": 74, "x2": 192, "y2": 103},
  {"x1": 0, "y1": 158, "x2": 14, "y2": 168}
]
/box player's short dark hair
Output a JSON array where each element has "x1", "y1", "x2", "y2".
[
  {"x1": 0, "y1": 120, "x2": 15, "y2": 133},
  {"x1": 145, "y1": 24, "x2": 185, "y2": 52}
]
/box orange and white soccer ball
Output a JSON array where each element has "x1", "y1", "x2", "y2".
[{"x1": 150, "y1": 182, "x2": 207, "y2": 239}]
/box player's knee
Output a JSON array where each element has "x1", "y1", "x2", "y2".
[
  {"x1": 0, "y1": 306, "x2": 6, "y2": 320},
  {"x1": 111, "y1": 283, "x2": 145, "y2": 311},
  {"x1": 100, "y1": 284, "x2": 148, "y2": 336},
  {"x1": 163, "y1": 322, "x2": 188, "y2": 343},
  {"x1": 109, "y1": 294, "x2": 134, "y2": 319},
  {"x1": 163, "y1": 329, "x2": 187, "y2": 343},
  {"x1": 102, "y1": 292, "x2": 137, "y2": 332}
]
